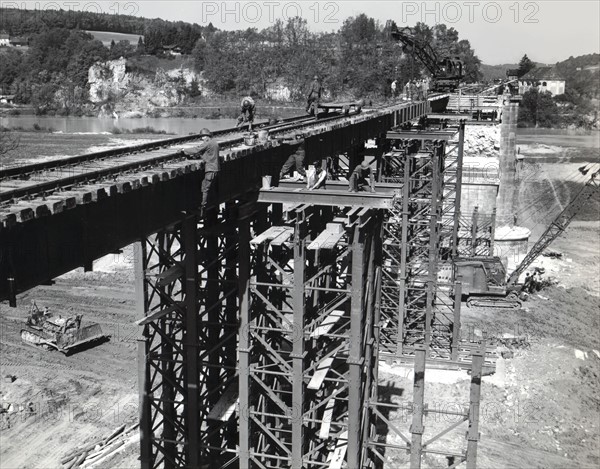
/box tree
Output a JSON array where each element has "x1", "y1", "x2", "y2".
[
  {"x1": 518, "y1": 54, "x2": 535, "y2": 77},
  {"x1": 0, "y1": 131, "x2": 20, "y2": 159},
  {"x1": 136, "y1": 36, "x2": 146, "y2": 55},
  {"x1": 192, "y1": 37, "x2": 207, "y2": 71},
  {"x1": 519, "y1": 88, "x2": 558, "y2": 127}
]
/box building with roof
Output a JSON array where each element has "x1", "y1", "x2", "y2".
[
  {"x1": 506, "y1": 69, "x2": 520, "y2": 81},
  {"x1": 0, "y1": 33, "x2": 9, "y2": 46},
  {"x1": 519, "y1": 66, "x2": 565, "y2": 96},
  {"x1": 9, "y1": 36, "x2": 29, "y2": 47}
]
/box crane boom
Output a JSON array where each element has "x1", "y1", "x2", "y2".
[
  {"x1": 386, "y1": 20, "x2": 465, "y2": 91},
  {"x1": 507, "y1": 170, "x2": 600, "y2": 286}
]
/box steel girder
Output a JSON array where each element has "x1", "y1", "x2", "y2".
[
  {"x1": 237, "y1": 204, "x2": 381, "y2": 469},
  {"x1": 457, "y1": 207, "x2": 497, "y2": 257},
  {"x1": 378, "y1": 127, "x2": 466, "y2": 361},
  {"x1": 136, "y1": 207, "x2": 240, "y2": 469}
]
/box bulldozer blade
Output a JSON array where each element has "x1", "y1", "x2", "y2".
[{"x1": 57, "y1": 324, "x2": 107, "y2": 353}]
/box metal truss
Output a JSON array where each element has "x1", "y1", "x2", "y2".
[
  {"x1": 133, "y1": 118, "x2": 488, "y2": 469},
  {"x1": 457, "y1": 207, "x2": 497, "y2": 257},
  {"x1": 238, "y1": 203, "x2": 382, "y2": 469},
  {"x1": 378, "y1": 125, "x2": 466, "y2": 361},
  {"x1": 136, "y1": 206, "x2": 240, "y2": 469},
  {"x1": 367, "y1": 345, "x2": 485, "y2": 469}
]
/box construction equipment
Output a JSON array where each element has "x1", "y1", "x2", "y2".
[
  {"x1": 454, "y1": 256, "x2": 522, "y2": 308},
  {"x1": 21, "y1": 302, "x2": 107, "y2": 354},
  {"x1": 386, "y1": 20, "x2": 465, "y2": 92},
  {"x1": 456, "y1": 169, "x2": 599, "y2": 308}
]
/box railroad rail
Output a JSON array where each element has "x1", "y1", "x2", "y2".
[
  {"x1": 0, "y1": 109, "x2": 357, "y2": 205},
  {"x1": 0, "y1": 99, "x2": 433, "y2": 299}
]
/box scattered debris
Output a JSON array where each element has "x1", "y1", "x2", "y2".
[
  {"x1": 60, "y1": 423, "x2": 139, "y2": 468},
  {"x1": 543, "y1": 249, "x2": 563, "y2": 259}
]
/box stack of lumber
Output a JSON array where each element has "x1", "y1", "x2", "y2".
[{"x1": 60, "y1": 423, "x2": 139, "y2": 468}]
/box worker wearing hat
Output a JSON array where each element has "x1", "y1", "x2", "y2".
[
  {"x1": 348, "y1": 160, "x2": 375, "y2": 193},
  {"x1": 182, "y1": 127, "x2": 220, "y2": 215},
  {"x1": 279, "y1": 132, "x2": 307, "y2": 182},
  {"x1": 306, "y1": 75, "x2": 322, "y2": 115},
  {"x1": 237, "y1": 96, "x2": 256, "y2": 131}
]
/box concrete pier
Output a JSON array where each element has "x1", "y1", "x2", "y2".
[
  {"x1": 496, "y1": 104, "x2": 518, "y2": 227},
  {"x1": 495, "y1": 103, "x2": 531, "y2": 271}
]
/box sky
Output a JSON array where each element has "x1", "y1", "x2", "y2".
[{"x1": 4, "y1": 1, "x2": 600, "y2": 65}]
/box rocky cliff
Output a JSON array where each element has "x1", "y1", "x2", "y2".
[{"x1": 88, "y1": 57, "x2": 210, "y2": 117}]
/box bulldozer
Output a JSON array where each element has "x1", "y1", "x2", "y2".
[{"x1": 21, "y1": 302, "x2": 107, "y2": 354}]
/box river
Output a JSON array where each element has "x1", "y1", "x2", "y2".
[{"x1": 0, "y1": 115, "x2": 238, "y2": 135}]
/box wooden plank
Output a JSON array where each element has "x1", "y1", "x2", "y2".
[
  {"x1": 63, "y1": 190, "x2": 93, "y2": 204},
  {"x1": 46, "y1": 195, "x2": 76, "y2": 210},
  {"x1": 319, "y1": 398, "x2": 335, "y2": 439},
  {"x1": 320, "y1": 231, "x2": 345, "y2": 250},
  {"x1": 307, "y1": 229, "x2": 334, "y2": 251},
  {"x1": 0, "y1": 212, "x2": 17, "y2": 227},
  {"x1": 251, "y1": 226, "x2": 288, "y2": 245},
  {"x1": 310, "y1": 310, "x2": 344, "y2": 338},
  {"x1": 207, "y1": 384, "x2": 238, "y2": 421},
  {"x1": 307, "y1": 228, "x2": 344, "y2": 251},
  {"x1": 81, "y1": 185, "x2": 109, "y2": 202},
  {"x1": 155, "y1": 264, "x2": 183, "y2": 287},
  {"x1": 269, "y1": 227, "x2": 294, "y2": 246},
  {"x1": 328, "y1": 430, "x2": 348, "y2": 469},
  {"x1": 14, "y1": 201, "x2": 50, "y2": 218},
  {"x1": 307, "y1": 357, "x2": 334, "y2": 390},
  {"x1": 8, "y1": 206, "x2": 34, "y2": 223},
  {"x1": 135, "y1": 301, "x2": 184, "y2": 326}
]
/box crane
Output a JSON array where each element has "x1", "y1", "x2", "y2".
[
  {"x1": 386, "y1": 20, "x2": 465, "y2": 92},
  {"x1": 506, "y1": 168, "x2": 599, "y2": 286},
  {"x1": 455, "y1": 169, "x2": 599, "y2": 308}
]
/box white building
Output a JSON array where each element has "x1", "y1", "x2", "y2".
[
  {"x1": 519, "y1": 66, "x2": 566, "y2": 96},
  {"x1": 0, "y1": 33, "x2": 9, "y2": 46}
]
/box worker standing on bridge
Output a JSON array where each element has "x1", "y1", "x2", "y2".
[
  {"x1": 279, "y1": 133, "x2": 307, "y2": 182},
  {"x1": 237, "y1": 96, "x2": 255, "y2": 131},
  {"x1": 402, "y1": 81, "x2": 410, "y2": 101},
  {"x1": 409, "y1": 80, "x2": 417, "y2": 101},
  {"x1": 183, "y1": 128, "x2": 220, "y2": 216},
  {"x1": 348, "y1": 161, "x2": 375, "y2": 193},
  {"x1": 306, "y1": 75, "x2": 322, "y2": 115},
  {"x1": 422, "y1": 78, "x2": 429, "y2": 99},
  {"x1": 391, "y1": 79, "x2": 398, "y2": 99},
  {"x1": 416, "y1": 80, "x2": 423, "y2": 100}
]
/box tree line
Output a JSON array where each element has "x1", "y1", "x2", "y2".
[
  {"x1": 194, "y1": 15, "x2": 481, "y2": 99},
  {"x1": 0, "y1": 9, "x2": 484, "y2": 110}
]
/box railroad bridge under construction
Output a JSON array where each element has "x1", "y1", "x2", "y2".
[{"x1": 0, "y1": 97, "x2": 497, "y2": 469}]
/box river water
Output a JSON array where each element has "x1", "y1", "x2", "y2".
[
  {"x1": 0, "y1": 115, "x2": 239, "y2": 135},
  {"x1": 517, "y1": 128, "x2": 600, "y2": 162}
]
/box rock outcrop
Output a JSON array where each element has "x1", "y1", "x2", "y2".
[{"x1": 87, "y1": 57, "x2": 210, "y2": 117}]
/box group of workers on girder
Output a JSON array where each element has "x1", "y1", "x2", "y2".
[
  {"x1": 180, "y1": 74, "x2": 375, "y2": 216},
  {"x1": 391, "y1": 77, "x2": 430, "y2": 101}
]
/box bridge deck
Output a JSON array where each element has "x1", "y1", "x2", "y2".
[{"x1": 0, "y1": 99, "x2": 433, "y2": 301}]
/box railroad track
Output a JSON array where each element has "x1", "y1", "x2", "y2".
[{"x1": 0, "y1": 109, "x2": 359, "y2": 207}]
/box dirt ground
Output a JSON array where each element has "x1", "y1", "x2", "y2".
[
  {"x1": 0, "y1": 131, "x2": 598, "y2": 468},
  {"x1": 0, "y1": 250, "x2": 140, "y2": 469}
]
